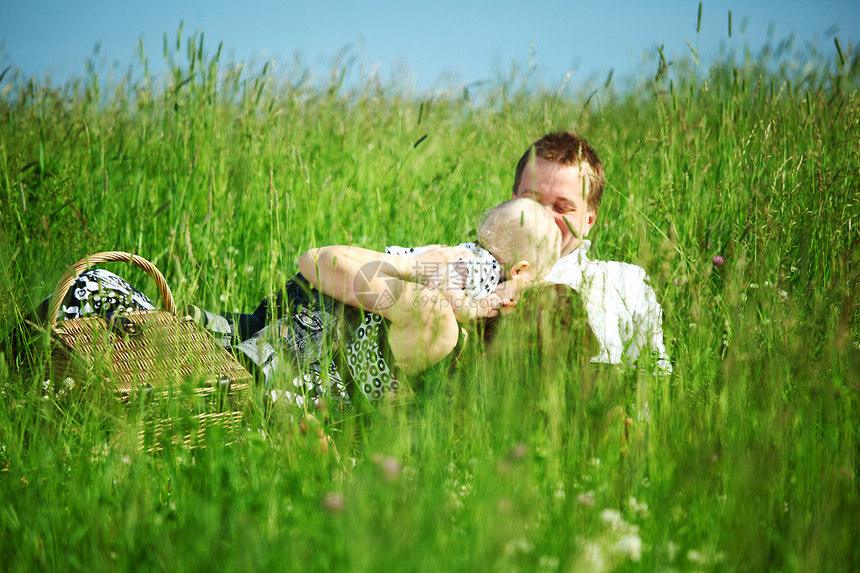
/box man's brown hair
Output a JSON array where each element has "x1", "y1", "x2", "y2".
[{"x1": 512, "y1": 131, "x2": 605, "y2": 212}]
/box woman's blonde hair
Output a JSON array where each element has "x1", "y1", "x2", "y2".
[{"x1": 477, "y1": 198, "x2": 562, "y2": 275}]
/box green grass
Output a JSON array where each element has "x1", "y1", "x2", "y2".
[{"x1": 1, "y1": 21, "x2": 859, "y2": 572}]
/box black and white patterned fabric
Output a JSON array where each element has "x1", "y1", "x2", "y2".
[
  {"x1": 56, "y1": 269, "x2": 156, "y2": 321},
  {"x1": 231, "y1": 276, "x2": 399, "y2": 408},
  {"x1": 344, "y1": 312, "x2": 399, "y2": 402},
  {"x1": 385, "y1": 242, "x2": 500, "y2": 299},
  {"x1": 270, "y1": 361, "x2": 349, "y2": 409}
]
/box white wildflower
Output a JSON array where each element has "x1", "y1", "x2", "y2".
[
  {"x1": 614, "y1": 532, "x2": 643, "y2": 561},
  {"x1": 600, "y1": 509, "x2": 624, "y2": 530},
  {"x1": 629, "y1": 496, "x2": 649, "y2": 516}
]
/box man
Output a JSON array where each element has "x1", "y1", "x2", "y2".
[{"x1": 512, "y1": 131, "x2": 671, "y2": 373}]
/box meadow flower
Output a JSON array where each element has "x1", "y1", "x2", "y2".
[
  {"x1": 372, "y1": 453, "x2": 401, "y2": 481},
  {"x1": 614, "y1": 533, "x2": 643, "y2": 561},
  {"x1": 510, "y1": 443, "x2": 528, "y2": 460},
  {"x1": 713, "y1": 255, "x2": 725, "y2": 268},
  {"x1": 628, "y1": 496, "x2": 649, "y2": 516},
  {"x1": 502, "y1": 537, "x2": 534, "y2": 557},
  {"x1": 600, "y1": 509, "x2": 624, "y2": 530},
  {"x1": 322, "y1": 491, "x2": 345, "y2": 513}
]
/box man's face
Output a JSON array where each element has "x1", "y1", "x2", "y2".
[{"x1": 513, "y1": 156, "x2": 597, "y2": 256}]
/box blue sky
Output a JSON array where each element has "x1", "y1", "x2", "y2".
[{"x1": 2, "y1": 1, "x2": 858, "y2": 92}]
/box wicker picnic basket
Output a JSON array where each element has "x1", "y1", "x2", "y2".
[{"x1": 43, "y1": 251, "x2": 254, "y2": 449}]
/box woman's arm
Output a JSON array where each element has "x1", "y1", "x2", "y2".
[{"x1": 298, "y1": 246, "x2": 467, "y2": 375}]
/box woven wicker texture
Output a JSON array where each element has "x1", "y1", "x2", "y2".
[
  {"x1": 53, "y1": 310, "x2": 252, "y2": 394},
  {"x1": 45, "y1": 252, "x2": 252, "y2": 395}
]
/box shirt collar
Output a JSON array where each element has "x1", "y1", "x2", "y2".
[{"x1": 564, "y1": 238, "x2": 592, "y2": 265}]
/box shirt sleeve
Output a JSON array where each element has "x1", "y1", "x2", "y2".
[
  {"x1": 630, "y1": 273, "x2": 672, "y2": 374},
  {"x1": 459, "y1": 243, "x2": 500, "y2": 300}
]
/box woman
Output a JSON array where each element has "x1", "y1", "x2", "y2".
[
  {"x1": 18, "y1": 244, "x2": 493, "y2": 410},
  {"x1": 21, "y1": 200, "x2": 569, "y2": 410}
]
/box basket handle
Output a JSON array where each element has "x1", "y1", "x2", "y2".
[{"x1": 47, "y1": 251, "x2": 177, "y2": 328}]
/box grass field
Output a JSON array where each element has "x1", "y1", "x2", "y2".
[{"x1": 1, "y1": 20, "x2": 859, "y2": 572}]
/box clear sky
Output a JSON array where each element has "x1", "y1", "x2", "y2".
[{"x1": 2, "y1": 1, "x2": 858, "y2": 92}]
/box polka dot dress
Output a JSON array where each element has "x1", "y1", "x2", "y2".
[
  {"x1": 344, "y1": 312, "x2": 399, "y2": 402},
  {"x1": 385, "y1": 242, "x2": 500, "y2": 299}
]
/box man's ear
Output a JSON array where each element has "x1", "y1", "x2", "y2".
[
  {"x1": 583, "y1": 209, "x2": 598, "y2": 236},
  {"x1": 509, "y1": 260, "x2": 530, "y2": 278}
]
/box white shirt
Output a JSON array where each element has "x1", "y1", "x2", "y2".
[{"x1": 544, "y1": 239, "x2": 672, "y2": 373}]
